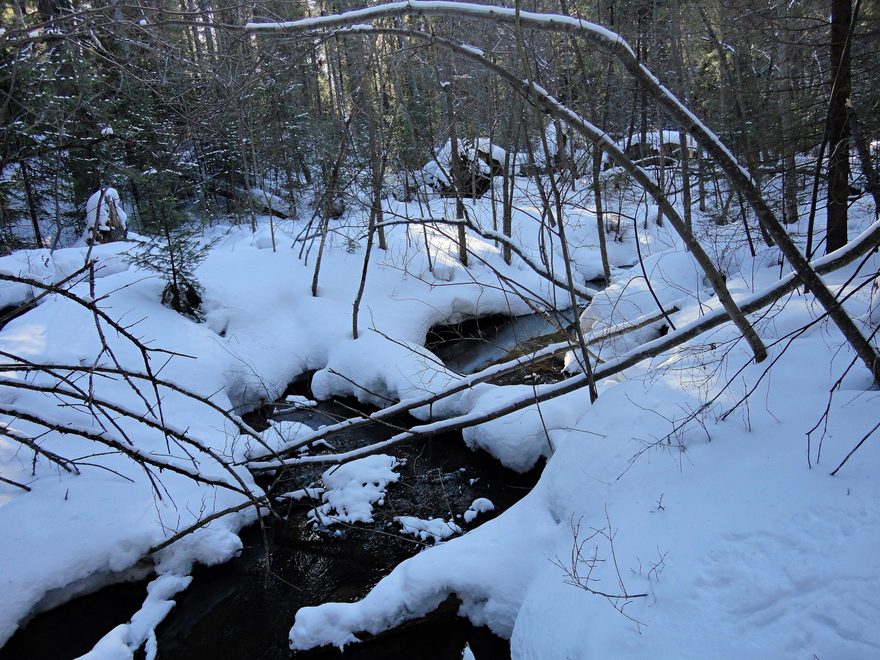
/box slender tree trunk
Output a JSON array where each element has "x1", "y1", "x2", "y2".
[
  {"x1": 441, "y1": 78, "x2": 467, "y2": 266},
  {"x1": 671, "y1": 0, "x2": 692, "y2": 231},
  {"x1": 697, "y1": 145, "x2": 708, "y2": 213},
  {"x1": 592, "y1": 143, "x2": 611, "y2": 282},
  {"x1": 311, "y1": 116, "x2": 352, "y2": 297},
  {"x1": 778, "y1": 30, "x2": 799, "y2": 225},
  {"x1": 501, "y1": 148, "x2": 513, "y2": 265},
  {"x1": 827, "y1": 0, "x2": 853, "y2": 252},
  {"x1": 352, "y1": 206, "x2": 378, "y2": 340},
  {"x1": 20, "y1": 161, "x2": 43, "y2": 247},
  {"x1": 361, "y1": 39, "x2": 387, "y2": 251}
]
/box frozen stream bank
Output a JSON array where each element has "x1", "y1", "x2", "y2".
[{"x1": 2, "y1": 310, "x2": 572, "y2": 659}]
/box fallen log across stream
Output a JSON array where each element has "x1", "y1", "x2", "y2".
[
  {"x1": 245, "y1": 304, "x2": 678, "y2": 465},
  {"x1": 248, "y1": 216, "x2": 880, "y2": 471}
]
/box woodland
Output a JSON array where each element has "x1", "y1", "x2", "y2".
[{"x1": 0, "y1": 1, "x2": 879, "y2": 658}]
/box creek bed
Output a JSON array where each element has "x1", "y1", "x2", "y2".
[
  {"x1": 1, "y1": 395, "x2": 537, "y2": 660},
  {"x1": 2, "y1": 309, "x2": 577, "y2": 658},
  {"x1": 426, "y1": 309, "x2": 576, "y2": 376},
  {"x1": 154, "y1": 390, "x2": 539, "y2": 659}
]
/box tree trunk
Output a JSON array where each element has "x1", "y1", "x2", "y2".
[
  {"x1": 441, "y1": 78, "x2": 467, "y2": 266},
  {"x1": 827, "y1": 0, "x2": 852, "y2": 252},
  {"x1": 778, "y1": 28, "x2": 799, "y2": 225},
  {"x1": 592, "y1": 143, "x2": 611, "y2": 282},
  {"x1": 20, "y1": 161, "x2": 43, "y2": 247}
]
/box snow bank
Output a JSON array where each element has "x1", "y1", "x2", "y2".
[
  {"x1": 287, "y1": 210, "x2": 880, "y2": 658},
  {"x1": 2, "y1": 175, "x2": 631, "y2": 652},
  {"x1": 292, "y1": 311, "x2": 880, "y2": 657},
  {"x1": 421, "y1": 138, "x2": 504, "y2": 186},
  {"x1": 395, "y1": 516, "x2": 462, "y2": 543},
  {"x1": 8, "y1": 158, "x2": 872, "y2": 660},
  {"x1": 311, "y1": 332, "x2": 460, "y2": 408}
]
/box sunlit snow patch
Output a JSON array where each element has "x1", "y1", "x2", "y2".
[
  {"x1": 395, "y1": 516, "x2": 462, "y2": 543},
  {"x1": 463, "y1": 497, "x2": 495, "y2": 524},
  {"x1": 308, "y1": 454, "x2": 403, "y2": 526}
]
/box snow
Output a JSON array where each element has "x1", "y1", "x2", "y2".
[
  {"x1": 395, "y1": 515, "x2": 462, "y2": 542},
  {"x1": 0, "y1": 170, "x2": 647, "y2": 651},
  {"x1": 101, "y1": 126, "x2": 114, "y2": 136},
  {"x1": 600, "y1": 129, "x2": 697, "y2": 168},
  {"x1": 280, "y1": 487, "x2": 324, "y2": 501},
  {"x1": 259, "y1": 420, "x2": 314, "y2": 455},
  {"x1": 246, "y1": 2, "x2": 635, "y2": 59},
  {"x1": 623, "y1": 129, "x2": 696, "y2": 151},
  {"x1": 540, "y1": 120, "x2": 566, "y2": 159},
  {"x1": 249, "y1": 188, "x2": 291, "y2": 217},
  {"x1": 282, "y1": 181, "x2": 879, "y2": 657},
  {"x1": 84, "y1": 187, "x2": 127, "y2": 232},
  {"x1": 279, "y1": 395, "x2": 317, "y2": 411},
  {"x1": 580, "y1": 249, "x2": 702, "y2": 355},
  {"x1": 308, "y1": 455, "x2": 402, "y2": 526},
  {"x1": 1, "y1": 139, "x2": 878, "y2": 660},
  {"x1": 288, "y1": 248, "x2": 880, "y2": 656},
  {"x1": 80, "y1": 574, "x2": 192, "y2": 660},
  {"x1": 459, "y1": 44, "x2": 484, "y2": 57},
  {"x1": 870, "y1": 275, "x2": 880, "y2": 326},
  {"x1": 472, "y1": 138, "x2": 507, "y2": 164},
  {"x1": 463, "y1": 497, "x2": 494, "y2": 524},
  {"x1": 421, "y1": 138, "x2": 504, "y2": 186}
]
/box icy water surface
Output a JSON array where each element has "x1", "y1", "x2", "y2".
[{"x1": 427, "y1": 309, "x2": 576, "y2": 375}]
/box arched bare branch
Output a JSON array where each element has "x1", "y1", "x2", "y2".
[{"x1": 247, "y1": 0, "x2": 879, "y2": 380}]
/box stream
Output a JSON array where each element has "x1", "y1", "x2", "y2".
[{"x1": 1, "y1": 309, "x2": 577, "y2": 659}]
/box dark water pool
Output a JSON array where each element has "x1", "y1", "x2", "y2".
[
  {"x1": 157, "y1": 394, "x2": 537, "y2": 659},
  {"x1": 426, "y1": 310, "x2": 576, "y2": 375}
]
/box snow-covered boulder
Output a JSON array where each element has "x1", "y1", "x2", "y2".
[{"x1": 84, "y1": 188, "x2": 127, "y2": 245}]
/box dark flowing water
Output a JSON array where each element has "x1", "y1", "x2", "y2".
[
  {"x1": 0, "y1": 580, "x2": 150, "y2": 660},
  {"x1": 154, "y1": 397, "x2": 536, "y2": 659},
  {"x1": 2, "y1": 310, "x2": 573, "y2": 659},
  {"x1": 426, "y1": 310, "x2": 575, "y2": 375}
]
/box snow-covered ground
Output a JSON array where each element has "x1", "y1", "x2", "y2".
[{"x1": 0, "y1": 172, "x2": 878, "y2": 659}]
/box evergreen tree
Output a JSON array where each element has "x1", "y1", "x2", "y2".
[{"x1": 124, "y1": 173, "x2": 214, "y2": 320}]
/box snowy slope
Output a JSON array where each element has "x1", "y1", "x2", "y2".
[
  {"x1": 288, "y1": 201, "x2": 880, "y2": 656},
  {"x1": 0, "y1": 178, "x2": 645, "y2": 653},
  {"x1": 1, "y1": 174, "x2": 877, "y2": 660}
]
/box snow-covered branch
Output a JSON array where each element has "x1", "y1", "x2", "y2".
[
  {"x1": 252, "y1": 217, "x2": 880, "y2": 470},
  {"x1": 247, "y1": 2, "x2": 879, "y2": 380}
]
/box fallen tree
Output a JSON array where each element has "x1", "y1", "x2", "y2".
[
  {"x1": 248, "y1": 218, "x2": 880, "y2": 471},
  {"x1": 246, "y1": 0, "x2": 878, "y2": 383}
]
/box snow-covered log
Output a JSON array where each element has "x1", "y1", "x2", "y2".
[{"x1": 247, "y1": 0, "x2": 878, "y2": 381}]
